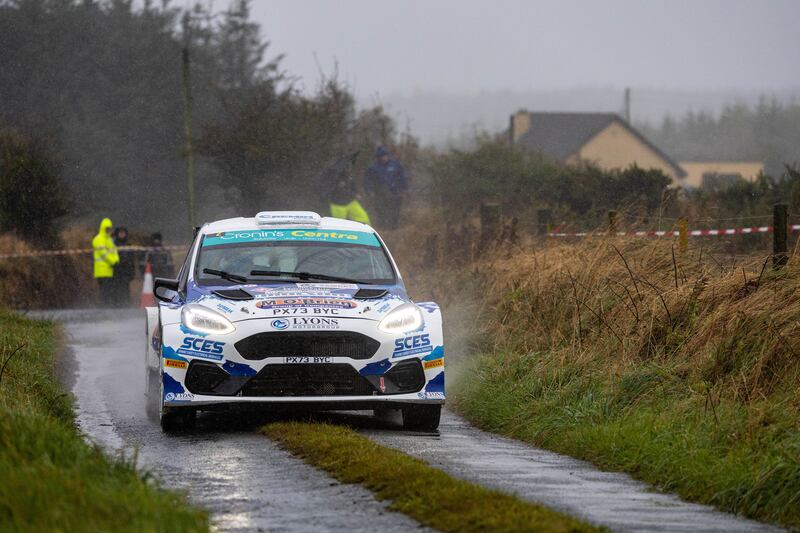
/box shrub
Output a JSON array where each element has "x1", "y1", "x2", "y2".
[
  {"x1": 0, "y1": 129, "x2": 69, "y2": 247},
  {"x1": 429, "y1": 137, "x2": 672, "y2": 223}
]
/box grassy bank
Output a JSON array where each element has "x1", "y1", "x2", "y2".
[
  {"x1": 450, "y1": 238, "x2": 800, "y2": 528},
  {"x1": 264, "y1": 421, "x2": 598, "y2": 532},
  {"x1": 0, "y1": 310, "x2": 208, "y2": 532}
]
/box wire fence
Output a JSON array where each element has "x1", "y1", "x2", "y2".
[{"x1": 0, "y1": 244, "x2": 187, "y2": 260}]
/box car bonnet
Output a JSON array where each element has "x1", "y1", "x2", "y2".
[{"x1": 173, "y1": 281, "x2": 410, "y2": 324}]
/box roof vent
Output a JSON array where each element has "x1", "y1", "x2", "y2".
[{"x1": 255, "y1": 211, "x2": 321, "y2": 226}]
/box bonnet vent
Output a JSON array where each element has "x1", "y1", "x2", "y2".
[{"x1": 212, "y1": 289, "x2": 254, "y2": 301}]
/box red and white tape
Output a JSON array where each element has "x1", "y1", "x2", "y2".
[
  {"x1": 0, "y1": 244, "x2": 187, "y2": 260},
  {"x1": 548, "y1": 224, "x2": 800, "y2": 238}
]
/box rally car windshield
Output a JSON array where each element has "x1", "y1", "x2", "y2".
[{"x1": 194, "y1": 229, "x2": 396, "y2": 285}]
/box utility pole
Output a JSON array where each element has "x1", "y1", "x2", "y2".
[
  {"x1": 624, "y1": 87, "x2": 631, "y2": 123},
  {"x1": 181, "y1": 46, "x2": 196, "y2": 231}
]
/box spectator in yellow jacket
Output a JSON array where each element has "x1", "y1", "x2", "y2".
[
  {"x1": 321, "y1": 152, "x2": 370, "y2": 225},
  {"x1": 92, "y1": 217, "x2": 119, "y2": 305}
]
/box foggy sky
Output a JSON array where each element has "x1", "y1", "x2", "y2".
[{"x1": 253, "y1": 0, "x2": 800, "y2": 95}]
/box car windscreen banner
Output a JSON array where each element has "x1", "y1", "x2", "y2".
[{"x1": 202, "y1": 229, "x2": 381, "y2": 248}]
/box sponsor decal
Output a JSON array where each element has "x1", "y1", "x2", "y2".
[
  {"x1": 177, "y1": 337, "x2": 225, "y2": 360},
  {"x1": 256, "y1": 297, "x2": 356, "y2": 310},
  {"x1": 165, "y1": 359, "x2": 188, "y2": 370},
  {"x1": 248, "y1": 284, "x2": 358, "y2": 300},
  {"x1": 249, "y1": 284, "x2": 351, "y2": 293},
  {"x1": 424, "y1": 358, "x2": 444, "y2": 370},
  {"x1": 249, "y1": 286, "x2": 300, "y2": 294},
  {"x1": 297, "y1": 283, "x2": 358, "y2": 290},
  {"x1": 416, "y1": 391, "x2": 445, "y2": 400},
  {"x1": 392, "y1": 334, "x2": 432, "y2": 358},
  {"x1": 165, "y1": 392, "x2": 195, "y2": 402},
  {"x1": 216, "y1": 303, "x2": 234, "y2": 314},
  {"x1": 288, "y1": 230, "x2": 361, "y2": 241},
  {"x1": 284, "y1": 356, "x2": 333, "y2": 363},
  {"x1": 271, "y1": 318, "x2": 289, "y2": 330},
  {"x1": 284, "y1": 317, "x2": 340, "y2": 330},
  {"x1": 202, "y1": 228, "x2": 380, "y2": 247},
  {"x1": 376, "y1": 302, "x2": 391, "y2": 313}
]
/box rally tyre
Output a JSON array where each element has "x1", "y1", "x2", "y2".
[
  {"x1": 146, "y1": 369, "x2": 160, "y2": 420},
  {"x1": 401, "y1": 404, "x2": 441, "y2": 431},
  {"x1": 160, "y1": 407, "x2": 196, "y2": 433}
]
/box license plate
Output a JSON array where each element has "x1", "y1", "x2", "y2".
[{"x1": 284, "y1": 356, "x2": 333, "y2": 363}]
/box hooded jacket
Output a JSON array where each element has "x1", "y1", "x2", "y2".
[
  {"x1": 92, "y1": 218, "x2": 119, "y2": 278},
  {"x1": 320, "y1": 152, "x2": 359, "y2": 205},
  {"x1": 364, "y1": 158, "x2": 408, "y2": 196}
]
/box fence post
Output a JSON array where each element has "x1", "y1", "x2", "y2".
[
  {"x1": 536, "y1": 208, "x2": 551, "y2": 236},
  {"x1": 480, "y1": 202, "x2": 501, "y2": 243},
  {"x1": 773, "y1": 203, "x2": 788, "y2": 268},
  {"x1": 607, "y1": 210, "x2": 618, "y2": 236},
  {"x1": 678, "y1": 217, "x2": 689, "y2": 255}
]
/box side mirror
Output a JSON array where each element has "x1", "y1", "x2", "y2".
[{"x1": 154, "y1": 277, "x2": 180, "y2": 303}]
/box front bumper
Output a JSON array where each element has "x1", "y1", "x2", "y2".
[
  {"x1": 164, "y1": 394, "x2": 445, "y2": 409},
  {"x1": 159, "y1": 316, "x2": 445, "y2": 409}
]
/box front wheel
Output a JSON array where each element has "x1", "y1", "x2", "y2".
[
  {"x1": 146, "y1": 368, "x2": 160, "y2": 420},
  {"x1": 401, "y1": 404, "x2": 441, "y2": 431},
  {"x1": 156, "y1": 367, "x2": 196, "y2": 432}
]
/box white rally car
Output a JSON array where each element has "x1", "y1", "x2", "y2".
[{"x1": 145, "y1": 211, "x2": 444, "y2": 432}]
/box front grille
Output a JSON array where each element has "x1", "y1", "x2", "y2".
[
  {"x1": 240, "y1": 363, "x2": 376, "y2": 397},
  {"x1": 362, "y1": 359, "x2": 426, "y2": 395},
  {"x1": 235, "y1": 332, "x2": 380, "y2": 360},
  {"x1": 184, "y1": 361, "x2": 250, "y2": 395},
  {"x1": 185, "y1": 361, "x2": 229, "y2": 393},
  {"x1": 385, "y1": 360, "x2": 426, "y2": 392}
]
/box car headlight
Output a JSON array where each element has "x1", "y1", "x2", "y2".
[
  {"x1": 181, "y1": 304, "x2": 235, "y2": 335},
  {"x1": 378, "y1": 303, "x2": 423, "y2": 334}
]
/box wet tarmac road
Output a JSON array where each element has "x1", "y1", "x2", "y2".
[
  {"x1": 49, "y1": 310, "x2": 780, "y2": 532},
  {"x1": 357, "y1": 413, "x2": 780, "y2": 532},
  {"x1": 54, "y1": 310, "x2": 427, "y2": 533}
]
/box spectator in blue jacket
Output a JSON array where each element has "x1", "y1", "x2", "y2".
[{"x1": 363, "y1": 145, "x2": 408, "y2": 229}]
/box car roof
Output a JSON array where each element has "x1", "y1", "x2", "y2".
[{"x1": 200, "y1": 214, "x2": 375, "y2": 235}]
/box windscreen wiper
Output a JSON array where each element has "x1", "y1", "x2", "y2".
[
  {"x1": 202, "y1": 268, "x2": 248, "y2": 284},
  {"x1": 250, "y1": 270, "x2": 371, "y2": 285}
]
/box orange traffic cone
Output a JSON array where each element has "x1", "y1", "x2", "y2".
[{"x1": 140, "y1": 261, "x2": 156, "y2": 308}]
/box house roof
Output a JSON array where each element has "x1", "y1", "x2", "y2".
[{"x1": 516, "y1": 112, "x2": 686, "y2": 178}]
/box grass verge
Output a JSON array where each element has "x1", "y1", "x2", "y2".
[
  {"x1": 449, "y1": 238, "x2": 800, "y2": 528},
  {"x1": 453, "y1": 356, "x2": 800, "y2": 528},
  {"x1": 0, "y1": 310, "x2": 208, "y2": 532},
  {"x1": 264, "y1": 421, "x2": 599, "y2": 532}
]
